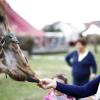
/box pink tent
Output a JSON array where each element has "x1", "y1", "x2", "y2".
[{"x1": 0, "y1": 0, "x2": 43, "y2": 37}]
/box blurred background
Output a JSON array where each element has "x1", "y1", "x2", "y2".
[{"x1": 0, "y1": 0, "x2": 100, "y2": 100}]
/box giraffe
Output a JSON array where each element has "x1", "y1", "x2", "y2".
[
  {"x1": 0, "y1": 0, "x2": 39, "y2": 83},
  {"x1": 0, "y1": 33, "x2": 39, "y2": 82}
]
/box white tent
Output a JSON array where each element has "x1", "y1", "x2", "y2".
[
  {"x1": 83, "y1": 24, "x2": 100, "y2": 36},
  {"x1": 55, "y1": 22, "x2": 86, "y2": 42}
]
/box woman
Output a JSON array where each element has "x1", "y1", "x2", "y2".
[
  {"x1": 65, "y1": 38, "x2": 97, "y2": 86},
  {"x1": 39, "y1": 75, "x2": 100, "y2": 99}
]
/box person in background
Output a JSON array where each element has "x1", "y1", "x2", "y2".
[
  {"x1": 65, "y1": 38, "x2": 97, "y2": 86},
  {"x1": 43, "y1": 74, "x2": 76, "y2": 100}
]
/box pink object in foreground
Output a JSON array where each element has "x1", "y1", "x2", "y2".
[{"x1": 44, "y1": 91, "x2": 76, "y2": 100}]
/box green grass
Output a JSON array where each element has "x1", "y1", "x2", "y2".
[
  {"x1": 0, "y1": 45, "x2": 100, "y2": 100},
  {"x1": 0, "y1": 54, "x2": 71, "y2": 100}
]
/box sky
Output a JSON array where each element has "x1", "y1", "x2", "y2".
[{"x1": 7, "y1": 0, "x2": 100, "y2": 29}]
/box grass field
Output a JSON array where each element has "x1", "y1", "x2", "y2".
[{"x1": 0, "y1": 45, "x2": 100, "y2": 100}]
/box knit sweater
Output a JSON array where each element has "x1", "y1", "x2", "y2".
[
  {"x1": 65, "y1": 51, "x2": 97, "y2": 85},
  {"x1": 56, "y1": 76, "x2": 100, "y2": 98}
]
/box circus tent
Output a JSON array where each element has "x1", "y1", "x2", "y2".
[{"x1": 0, "y1": 0, "x2": 44, "y2": 37}]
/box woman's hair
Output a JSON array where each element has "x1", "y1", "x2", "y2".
[
  {"x1": 52, "y1": 74, "x2": 68, "y2": 84},
  {"x1": 75, "y1": 38, "x2": 87, "y2": 46}
]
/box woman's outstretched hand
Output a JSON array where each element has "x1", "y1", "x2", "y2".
[{"x1": 38, "y1": 78, "x2": 57, "y2": 89}]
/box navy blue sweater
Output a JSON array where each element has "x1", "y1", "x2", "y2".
[
  {"x1": 65, "y1": 51, "x2": 97, "y2": 85},
  {"x1": 56, "y1": 76, "x2": 100, "y2": 98}
]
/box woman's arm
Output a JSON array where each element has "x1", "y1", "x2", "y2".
[
  {"x1": 56, "y1": 76, "x2": 100, "y2": 98},
  {"x1": 65, "y1": 51, "x2": 75, "y2": 66},
  {"x1": 89, "y1": 52, "x2": 97, "y2": 74}
]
